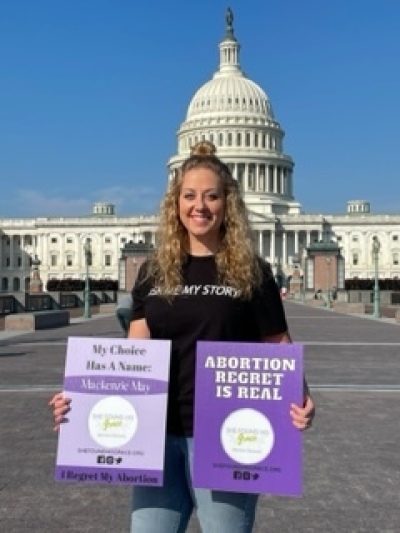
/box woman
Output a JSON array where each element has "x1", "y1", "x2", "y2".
[{"x1": 50, "y1": 141, "x2": 315, "y2": 532}]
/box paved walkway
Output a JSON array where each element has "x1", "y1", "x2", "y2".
[{"x1": 0, "y1": 304, "x2": 399, "y2": 532}]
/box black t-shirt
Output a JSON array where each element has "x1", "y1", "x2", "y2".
[{"x1": 132, "y1": 255, "x2": 288, "y2": 436}]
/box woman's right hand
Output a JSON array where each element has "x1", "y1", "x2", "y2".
[{"x1": 48, "y1": 392, "x2": 71, "y2": 431}]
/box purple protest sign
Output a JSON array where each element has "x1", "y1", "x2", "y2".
[
  {"x1": 193, "y1": 341, "x2": 303, "y2": 496},
  {"x1": 55, "y1": 336, "x2": 171, "y2": 486}
]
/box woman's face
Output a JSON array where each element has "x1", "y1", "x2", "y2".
[{"x1": 178, "y1": 167, "x2": 225, "y2": 253}]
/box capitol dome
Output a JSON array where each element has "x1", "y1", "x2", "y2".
[
  {"x1": 168, "y1": 9, "x2": 301, "y2": 216},
  {"x1": 186, "y1": 59, "x2": 275, "y2": 122}
]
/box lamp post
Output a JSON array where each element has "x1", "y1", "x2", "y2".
[
  {"x1": 372, "y1": 236, "x2": 381, "y2": 318},
  {"x1": 301, "y1": 251, "x2": 307, "y2": 303},
  {"x1": 325, "y1": 256, "x2": 331, "y2": 309},
  {"x1": 83, "y1": 238, "x2": 92, "y2": 319}
]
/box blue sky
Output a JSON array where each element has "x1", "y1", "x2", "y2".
[{"x1": 1, "y1": 0, "x2": 400, "y2": 218}]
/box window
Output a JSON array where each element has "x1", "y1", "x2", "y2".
[
  {"x1": 245, "y1": 133, "x2": 251, "y2": 147},
  {"x1": 268, "y1": 166, "x2": 274, "y2": 191},
  {"x1": 66, "y1": 237, "x2": 73, "y2": 244},
  {"x1": 248, "y1": 164, "x2": 255, "y2": 191},
  {"x1": 105, "y1": 237, "x2": 111, "y2": 244},
  {"x1": 236, "y1": 132, "x2": 241, "y2": 146},
  {"x1": 352, "y1": 236, "x2": 359, "y2": 242},
  {"x1": 393, "y1": 235, "x2": 399, "y2": 242},
  {"x1": 352, "y1": 253, "x2": 358, "y2": 266},
  {"x1": 237, "y1": 164, "x2": 245, "y2": 191},
  {"x1": 6, "y1": 257, "x2": 10, "y2": 267},
  {"x1": 227, "y1": 133, "x2": 232, "y2": 146},
  {"x1": 17, "y1": 257, "x2": 22, "y2": 267},
  {"x1": 259, "y1": 165, "x2": 265, "y2": 191},
  {"x1": 105, "y1": 255, "x2": 112, "y2": 266},
  {"x1": 51, "y1": 237, "x2": 58, "y2": 244},
  {"x1": 66, "y1": 255, "x2": 73, "y2": 267},
  {"x1": 121, "y1": 237, "x2": 127, "y2": 244},
  {"x1": 393, "y1": 253, "x2": 399, "y2": 266},
  {"x1": 51, "y1": 255, "x2": 57, "y2": 267}
]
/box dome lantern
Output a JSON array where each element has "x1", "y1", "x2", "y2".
[{"x1": 218, "y1": 7, "x2": 241, "y2": 76}]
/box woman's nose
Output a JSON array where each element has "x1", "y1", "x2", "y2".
[{"x1": 194, "y1": 196, "x2": 206, "y2": 209}]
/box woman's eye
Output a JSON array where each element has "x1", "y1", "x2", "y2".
[{"x1": 183, "y1": 194, "x2": 195, "y2": 200}]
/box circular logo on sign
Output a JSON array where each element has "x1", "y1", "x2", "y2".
[
  {"x1": 88, "y1": 396, "x2": 138, "y2": 448},
  {"x1": 220, "y1": 408, "x2": 274, "y2": 465}
]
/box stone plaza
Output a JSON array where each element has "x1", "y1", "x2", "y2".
[{"x1": 0, "y1": 302, "x2": 399, "y2": 532}]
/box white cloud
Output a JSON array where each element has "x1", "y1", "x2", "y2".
[
  {"x1": 0, "y1": 185, "x2": 163, "y2": 218},
  {"x1": 8, "y1": 190, "x2": 91, "y2": 217}
]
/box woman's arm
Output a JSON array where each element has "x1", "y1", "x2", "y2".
[
  {"x1": 128, "y1": 318, "x2": 151, "y2": 339},
  {"x1": 262, "y1": 330, "x2": 315, "y2": 431},
  {"x1": 261, "y1": 331, "x2": 292, "y2": 344}
]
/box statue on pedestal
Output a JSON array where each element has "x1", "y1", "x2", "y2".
[{"x1": 29, "y1": 255, "x2": 43, "y2": 293}]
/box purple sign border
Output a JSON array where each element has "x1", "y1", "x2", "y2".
[{"x1": 193, "y1": 341, "x2": 303, "y2": 497}]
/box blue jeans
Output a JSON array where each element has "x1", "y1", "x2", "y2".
[
  {"x1": 115, "y1": 308, "x2": 133, "y2": 336},
  {"x1": 130, "y1": 436, "x2": 258, "y2": 532}
]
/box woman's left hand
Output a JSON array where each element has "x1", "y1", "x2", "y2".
[{"x1": 290, "y1": 395, "x2": 315, "y2": 431}]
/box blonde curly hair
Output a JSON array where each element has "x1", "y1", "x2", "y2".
[{"x1": 146, "y1": 141, "x2": 262, "y2": 299}]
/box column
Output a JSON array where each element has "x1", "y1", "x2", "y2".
[
  {"x1": 258, "y1": 230, "x2": 264, "y2": 257},
  {"x1": 282, "y1": 231, "x2": 287, "y2": 266},
  {"x1": 294, "y1": 230, "x2": 299, "y2": 256},
  {"x1": 99, "y1": 233, "x2": 104, "y2": 269},
  {"x1": 277, "y1": 166, "x2": 283, "y2": 194},
  {"x1": 363, "y1": 232, "x2": 369, "y2": 270},
  {"x1": 244, "y1": 164, "x2": 249, "y2": 192},
  {"x1": 344, "y1": 232, "x2": 351, "y2": 278},
  {"x1": 60, "y1": 234, "x2": 65, "y2": 270},
  {"x1": 273, "y1": 166, "x2": 278, "y2": 193},
  {"x1": 10, "y1": 236, "x2": 15, "y2": 268},
  {"x1": 270, "y1": 230, "x2": 276, "y2": 263},
  {"x1": 115, "y1": 234, "x2": 120, "y2": 267},
  {"x1": 42, "y1": 235, "x2": 48, "y2": 270},
  {"x1": 20, "y1": 235, "x2": 25, "y2": 269}
]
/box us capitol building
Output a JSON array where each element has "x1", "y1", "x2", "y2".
[{"x1": 1, "y1": 10, "x2": 399, "y2": 293}]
